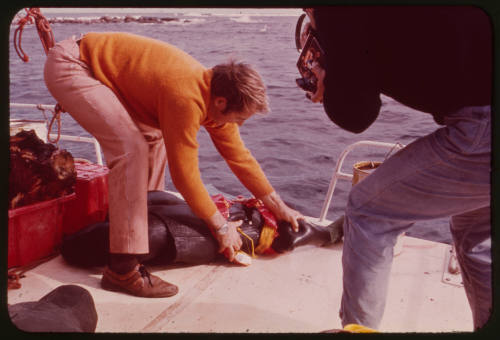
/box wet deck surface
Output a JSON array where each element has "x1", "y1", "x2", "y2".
[{"x1": 7, "y1": 236, "x2": 472, "y2": 333}]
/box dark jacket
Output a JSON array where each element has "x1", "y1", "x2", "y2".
[{"x1": 313, "y1": 6, "x2": 492, "y2": 133}]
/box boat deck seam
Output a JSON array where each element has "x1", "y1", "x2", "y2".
[{"x1": 142, "y1": 265, "x2": 227, "y2": 332}]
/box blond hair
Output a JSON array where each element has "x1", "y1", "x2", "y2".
[{"x1": 211, "y1": 60, "x2": 269, "y2": 114}]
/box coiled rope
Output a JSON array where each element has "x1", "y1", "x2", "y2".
[
  {"x1": 14, "y1": 7, "x2": 64, "y2": 144},
  {"x1": 14, "y1": 7, "x2": 55, "y2": 61}
]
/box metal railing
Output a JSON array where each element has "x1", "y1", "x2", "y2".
[
  {"x1": 10, "y1": 102, "x2": 103, "y2": 165},
  {"x1": 318, "y1": 140, "x2": 405, "y2": 222}
]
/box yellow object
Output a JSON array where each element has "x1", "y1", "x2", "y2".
[
  {"x1": 343, "y1": 323, "x2": 378, "y2": 333},
  {"x1": 255, "y1": 224, "x2": 276, "y2": 254},
  {"x1": 237, "y1": 227, "x2": 256, "y2": 258}
]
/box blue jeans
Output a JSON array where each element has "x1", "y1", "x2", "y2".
[{"x1": 339, "y1": 106, "x2": 491, "y2": 330}]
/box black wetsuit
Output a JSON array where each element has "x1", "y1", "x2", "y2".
[
  {"x1": 313, "y1": 6, "x2": 492, "y2": 133},
  {"x1": 61, "y1": 191, "x2": 339, "y2": 267}
]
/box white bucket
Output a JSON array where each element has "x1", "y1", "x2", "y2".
[
  {"x1": 352, "y1": 160, "x2": 405, "y2": 256},
  {"x1": 10, "y1": 119, "x2": 48, "y2": 142}
]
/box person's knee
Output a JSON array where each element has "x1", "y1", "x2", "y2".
[
  {"x1": 106, "y1": 137, "x2": 149, "y2": 169},
  {"x1": 122, "y1": 140, "x2": 149, "y2": 163},
  {"x1": 345, "y1": 185, "x2": 368, "y2": 222},
  {"x1": 344, "y1": 186, "x2": 405, "y2": 251}
]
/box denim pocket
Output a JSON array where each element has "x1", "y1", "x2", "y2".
[{"x1": 442, "y1": 106, "x2": 491, "y2": 155}]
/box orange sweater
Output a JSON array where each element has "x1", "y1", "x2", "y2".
[{"x1": 79, "y1": 32, "x2": 273, "y2": 219}]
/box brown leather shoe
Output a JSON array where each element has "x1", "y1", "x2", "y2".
[{"x1": 101, "y1": 264, "x2": 178, "y2": 298}]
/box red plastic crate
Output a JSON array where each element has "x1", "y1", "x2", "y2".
[
  {"x1": 62, "y1": 161, "x2": 109, "y2": 235},
  {"x1": 8, "y1": 193, "x2": 76, "y2": 268}
]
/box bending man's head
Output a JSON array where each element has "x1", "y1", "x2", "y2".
[{"x1": 211, "y1": 60, "x2": 269, "y2": 115}]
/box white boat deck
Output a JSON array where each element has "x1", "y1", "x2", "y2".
[
  {"x1": 6, "y1": 118, "x2": 473, "y2": 333},
  {"x1": 8, "y1": 234, "x2": 472, "y2": 333}
]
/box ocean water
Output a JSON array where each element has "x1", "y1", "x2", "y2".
[{"x1": 8, "y1": 8, "x2": 453, "y2": 244}]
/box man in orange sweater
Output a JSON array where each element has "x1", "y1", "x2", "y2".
[{"x1": 44, "y1": 32, "x2": 303, "y2": 298}]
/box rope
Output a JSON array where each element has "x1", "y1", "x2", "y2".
[
  {"x1": 9, "y1": 9, "x2": 66, "y2": 290},
  {"x1": 7, "y1": 253, "x2": 59, "y2": 290},
  {"x1": 237, "y1": 227, "x2": 256, "y2": 258},
  {"x1": 13, "y1": 9, "x2": 32, "y2": 62},
  {"x1": 13, "y1": 8, "x2": 55, "y2": 62},
  {"x1": 36, "y1": 103, "x2": 63, "y2": 144},
  {"x1": 384, "y1": 142, "x2": 404, "y2": 161},
  {"x1": 15, "y1": 9, "x2": 65, "y2": 144}
]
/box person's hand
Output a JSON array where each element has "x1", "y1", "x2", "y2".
[
  {"x1": 205, "y1": 210, "x2": 243, "y2": 262},
  {"x1": 215, "y1": 220, "x2": 243, "y2": 262},
  {"x1": 278, "y1": 206, "x2": 304, "y2": 233},
  {"x1": 307, "y1": 61, "x2": 325, "y2": 103},
  {"x1": 259, "y1": 191, "x2": 305, "y2": 232}
]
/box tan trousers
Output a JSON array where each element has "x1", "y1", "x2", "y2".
[{"x1": 44, "y1": 36, "x2": 166, "y2": 254}]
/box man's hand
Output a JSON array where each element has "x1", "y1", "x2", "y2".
[
  {"x1": 259, "y1": 191, "x2": 305, "y2": 232},
  {"x1": 215, "y1": 220, "x2": 243, "y2": 262},
  {"x1": 205, "y1": 210, "x2": 243, "y2": 262},
  {"x1": 308, "y1": 61, "x2": 325, "y2": 103}
]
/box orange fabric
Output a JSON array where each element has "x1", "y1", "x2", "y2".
[{"x1": 79, "y1": 32, "x2": 273, "y2": 219}]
